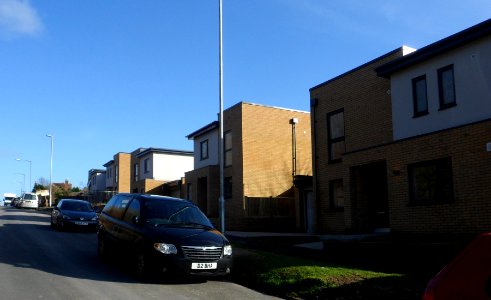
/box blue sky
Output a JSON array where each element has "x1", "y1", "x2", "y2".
[{"x1": 1, "y1": 0, "x2": 490, "y2": 196}]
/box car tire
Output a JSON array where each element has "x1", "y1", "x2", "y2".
[{"x1": 98, "y1": 234, "x2": 109, "y2": 258}]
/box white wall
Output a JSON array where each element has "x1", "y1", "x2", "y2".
[
  {"x1": 391, "y1": 36, "x2": 491, "y2": 140},
  {"x1": 193, "y1": 129, "x2": 219, "y2": 169},
  {"x1": 140, "y1": 153, "x2": 194, "y2": 181}
]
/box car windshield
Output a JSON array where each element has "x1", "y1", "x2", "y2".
[
  {"x1": 60, "y1": 201, "x2": 93, "y2": 212},
  {"x1": 143, "y1": 199, "x2": 213, "y2": 228}
]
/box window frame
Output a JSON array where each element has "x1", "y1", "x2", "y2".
[
  {"x1": 327, "y1": 109, "x2": 345, "y2": 163},
  {"x1": 412, "y1": 74, "x2": 429, "y2": 117},
  {"x1": 329, "y1": 179, "x2": 344, "y2": 211},
  {"x1": 224, "y1": 176, "x2": 232, "y2": 199},
  {"x1": 438, "y1": 64, "x2": 457, "y2": 110},
  {"x1": 134, "y1": 163, "x2": 139, "y2": 181},
  {"x1": 144, "y1": 158, "x2": 150, "y2": 174},
  {"x1": 408, "y1": 157, "x2": 454, "y2": 206},
  {"x1": 200, "y1": 139, "x2": 209, "y2": 160},
  {"x1": 224, "y1": 130, "x2": 232, "y2": 167}
]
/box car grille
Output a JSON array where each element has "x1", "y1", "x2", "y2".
[{"x1": 181, "y1": 246, "x2": 222, "y2": 261}]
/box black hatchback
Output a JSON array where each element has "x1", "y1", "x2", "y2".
[
  {"x1": 97, "y1": 194, "x2": 232, "y2": 277},
  {"x1": 51, "y1": 199, "x2": 99, "y2": 231}
]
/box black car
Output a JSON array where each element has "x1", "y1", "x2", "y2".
[
  {"x1": 50, "y1": 199, "x2": 99, "y2": 231},
  {"x1": 97, "y1": 194, "x2": 232, "y2": 277}
]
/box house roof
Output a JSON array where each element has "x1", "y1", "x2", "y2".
[
  {"x1": 103, "y1": 160, "x2": 114, "y2": 167},
  {"x1": 186, "y1": 121, "x2": 219, "y2": 140},
  {"x1": 135, "y1": 147, "x2": 193, "y2": 158},
  {"x1": 376, "y1": 18, "x2": 491, "y2": 78},
  {"x1": 309, "y1": 47, "x2": 405, "y2": 91},
  {"x1": 88, "y1": 169, "x2": 105, "y2": 176}
]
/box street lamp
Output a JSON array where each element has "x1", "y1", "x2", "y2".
[
  {"x1": 46, "y1": 134, "x2": 54, "y2": 207},
  {"x1": 15, "y1": 173, "x2": 25, "y2": 194},
  {"x1": 16, "y1": 158, "x2": 32, "y2": 192}
]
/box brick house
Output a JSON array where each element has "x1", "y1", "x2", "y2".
[
  {"x1": 185, "y1": 102, "x2": 312, "y2": 231},
  {"x1": 310, "y1": 19, "x2": 491, "y2": 235},
  {"x1": 101, "y1": 147, "x2": 193, "y2": 196}
]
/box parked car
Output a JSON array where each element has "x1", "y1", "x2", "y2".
[
  {"x1": 19, "y1": 192, "x2": 39, "y2": 209},
  {"x1": 51, "y1": 199, "x2": 99, "y2": 231},
  {"x1": 12, "y1": 197, "x2": 22, "y2": 207},
  {"x1": 97, "y1": 194, "x2": 233, "y2": 278}
]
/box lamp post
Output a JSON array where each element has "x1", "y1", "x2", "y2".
[
  {"x1": 16, "y1": 159, "x2": 32, "y2": 192},
  {"x1": 218, "y1": 0, "x2": 225, "y2": 233},
  {"x1": 15, "y1": 173, "x2": 25, "y2": 194},
  {"x1": 46, "y1": 134, "x2": 54, "y2": 207}
]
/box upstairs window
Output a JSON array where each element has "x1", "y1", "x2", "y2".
[
  {"x1": 134, "y1": 163, "x2": 139, "y2": 181},
  {"x1": 438, "y1": 65, "x2": 456, "y2": 110},
  {"x1": 327, "y1": 109, "x2": 345, "y2": 163},
  {"x1": 200, "y1": 140, "x2": 209, "y2": 160},
  {"x1": 412, "y1": 75, "x2": 428, "y2": 117},
  {"x1": 144, "y1": 158, "x2": 150, "y2": 174},
  {"x1": 224, "y1": 131, "x2": 232, "y2": 167}
]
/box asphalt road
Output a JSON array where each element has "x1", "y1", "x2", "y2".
[{"x1": 0, "y1": 207, "x2": 278, "y2": 300}]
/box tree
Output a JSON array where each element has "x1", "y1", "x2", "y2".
[{"x1": 32, "y1": 183, "x2": 47, "y2": 192}]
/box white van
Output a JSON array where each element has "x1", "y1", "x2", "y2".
[
  {"x1": 3, "y1": 193, "x2": 16, "y2": 206},
  {"x1": 19, "y1": 192, "x2": 39, "y2": 209}
]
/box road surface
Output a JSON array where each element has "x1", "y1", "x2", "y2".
[{"x1": 0, "y1": 207, "x2": 278, "y2": 300}]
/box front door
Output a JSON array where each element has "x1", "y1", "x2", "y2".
[{"x1": 351, "y1": 161, "x2": 389, "y2": 232}]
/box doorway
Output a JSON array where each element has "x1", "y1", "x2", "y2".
[
  {"x1": 197, "y1": 177, "x2": 208, "y2": 214},
  {"x1": 351, "y1": 161, "x2": 389, "y2": 232}
]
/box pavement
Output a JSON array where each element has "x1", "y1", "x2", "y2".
[{"x1": 226, "y1": 230, "x2": 391, "y2": 251}]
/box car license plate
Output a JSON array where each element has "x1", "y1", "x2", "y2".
[
  {"x1": 75, "y1": 221, "x2": 88, "y2": 225},
  {"x1": 191, "y1": 262, "x2": 217, "y2": 270}
]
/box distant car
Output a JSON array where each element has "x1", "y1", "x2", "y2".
[
  {"x1": 97, "y1": 194, "x2": 233, "y2": 278},
  {"x1": 19, "y1": 192, "x2": 39, "y2": 209},
  {"x1": 12, "y1": 197, "x2": 22, "y2": 207},
  {"x1": 51, "y1": 199, "x2": 99, "y2": 231}
]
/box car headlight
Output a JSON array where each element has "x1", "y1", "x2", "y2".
[
  {"x1": 91, "y1": 216, "x2": 98, "y2": 221},
  {"x1": 154, "y1": 243, "x2": 177, "y2": 255},
  {"x1": 223, "y1": 245, "x2": 232, "y2": 256},
  {"x1": 62, "y1": 215, "x2": 71, "y2": 220}
]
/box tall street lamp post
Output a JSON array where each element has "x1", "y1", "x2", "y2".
[
  {"x1": 15, "y1": 173, "x2": 25, "y2": 194},
  {"x1": 46, "y1": 134, "x2": 54, "y2": 207},
  {"x1": 16, "y1": 159, "x2": 32, "y2": 192}
]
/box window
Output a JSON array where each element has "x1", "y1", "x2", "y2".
[
  {"x1": 134, "y1": 163, "x2": 139, "y2": 181},
  {"x1": 408, "y1": 157, "x2": 454, "y2": 205},
  {"x1": 224, "y1": 131, "x2": 232, "y2": 167},
  {"x1": 330, "y1": 179, "x2": 344, "y2": 210},
  {"x1": 200, "y1": 140, "x2": 209, "y2": 160},
  {"x1": 327, "y1": 109, "x2": 345, "y2": 162},
  {"x1": 224, "y1": 177, "x2": 232, "y2": 199},
  {"x1": 115, "y1": 165, "x2": 118, "y2": 184},
  {"x1": 123, "y1": 199, "x2": 140, "y2": 223},
  {"x1": 412, "y1": 75, "x2": 428, "y2": 117},
  {"x1": 186, "y1": 183, "x2": 192, "y2": 201},
  {"x1": 144, "y1": 158, "x2": 150, "y2": 174},
  {"x1": 438, "y1": 65, "x2": 456, "y2": 109}
]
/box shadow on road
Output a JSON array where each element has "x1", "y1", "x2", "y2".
[{"x1": 0, "y1": 207, "x2": 228, "y2": 286}]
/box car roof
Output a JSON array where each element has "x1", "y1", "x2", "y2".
[
  {"x1": 59, "y1": 198, "x2": 89, "y2": 202},
  {"x1": 117, "y1": 193, "x2": 192, "y2": 204}
]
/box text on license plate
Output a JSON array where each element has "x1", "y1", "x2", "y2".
[
  {"x1": 75, "y1": 221, "x2": 88, "y2": 225},
  {"x1": 191, "y1": 262, "x2": 217, "y2": 270}
]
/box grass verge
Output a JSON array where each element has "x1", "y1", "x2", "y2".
[{"x1": 231, "y1": 246, "x2": 424, "y2": 299}]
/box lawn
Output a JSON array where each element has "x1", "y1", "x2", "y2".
[{"x1": 229, "y1": 237, "x2": 465, "y2": 300}]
